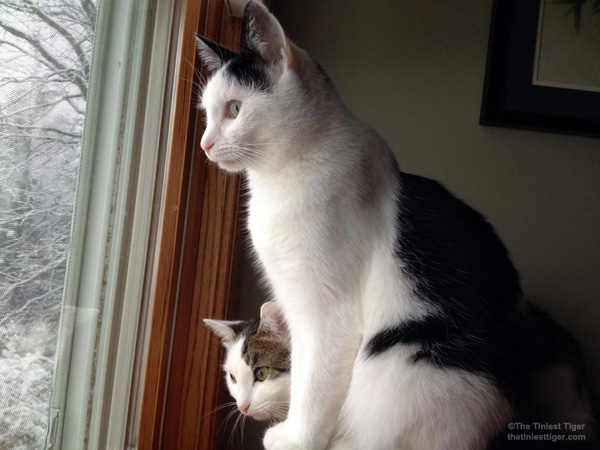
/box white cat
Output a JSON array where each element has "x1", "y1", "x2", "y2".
[{"x1": 196, "y1": 2, "x2": 529, "y2": 449}]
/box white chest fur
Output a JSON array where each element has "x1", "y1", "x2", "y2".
[{"x1": 247, "y1": 172, "x2": 338, "y2": 291}]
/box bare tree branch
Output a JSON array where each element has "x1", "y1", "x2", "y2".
[
  {"x1": 0, "y1": 18, "x2": 88, "y2": 97},
  {"x1": 0, "y1": 124, "x2": 81, "y2": 139},
  {"x1": 79, "y1": 0, "x2": 97, "y2": 24},
  {"x1": 23, "y1": 1, "x2": 90, "y2": 78}
]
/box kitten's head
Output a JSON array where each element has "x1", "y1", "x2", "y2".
[
  {"x1": 195, "y1": 0, "x2": 334, "y2": 172},
  {"x1": 204, "y1": 302, "x2": 290, "y2": 421}
]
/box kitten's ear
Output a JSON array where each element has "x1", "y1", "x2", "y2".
[
  {"x1": 195, "y1": 34, "x2": 238, "y2": 72},
  {"x1": 259, "y1": 302, "x2": 289, "y2": 343},
  {"x1": 204, "y1": 319, "x2": 245, "y2": 347},
  {"x1": 243, "y1": 1, "x2": 288, "y2": 67}
]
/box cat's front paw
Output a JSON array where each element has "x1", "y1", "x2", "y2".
[{"x1": 263, "y1": 422, "x2": 300, "y2": 450}]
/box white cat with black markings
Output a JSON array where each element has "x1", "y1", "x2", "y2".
[
  {"x1": 204, "y1": 302, "x2": 291, "y2": 423},
  {"x1": 197, "y1": 2, "x2": 531, "y2": 449}
]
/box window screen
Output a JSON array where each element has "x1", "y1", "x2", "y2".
[{"x1": 0, "y1": 1, "x2": 97, "y2": 447}]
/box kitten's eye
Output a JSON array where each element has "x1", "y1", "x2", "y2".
[
  {"x1": 254, "y1": 367, "x2": 269, "y2": 382},
  {"x1": 228, "y1": 100, "x2": 241, "y2": 118},
  {"x1": 229, "y1": 373, "x2": 237, "y2": 383}
]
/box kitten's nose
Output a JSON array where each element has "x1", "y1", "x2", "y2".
[
  {"x1": 201, "y1": 140, "x2": 213, "y2": 154},
  {"x1": 239, "y1": 402, "x2": 250, "y2": 414}
]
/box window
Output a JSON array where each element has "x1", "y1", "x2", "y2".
[
  {"x1": 0, "y1": 0, "x2": 179, "y2": 448},
  {"x1": 0, "y1": 1, "x2": 97, "y2": 448},
  {"x1": 1, "y1": 0, "x2": 244, "y2": 447},
  {"x1": 138, "y1": 0, "x2": 246, "y2": 448}
]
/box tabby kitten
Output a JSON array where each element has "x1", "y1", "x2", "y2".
[{"x1": 204, "y1": 302, "x2": 291, "y2": 422}]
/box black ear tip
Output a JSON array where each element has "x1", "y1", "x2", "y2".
[
  {"x1": 194, "y1": 34, "x2": 205, "y2": 47},
  {"x1": 243, "y1": 1, "x2": 254, "y2": 21},
  {"x1": 195, "y1": 34, "x2": 213, "y2": 46}
]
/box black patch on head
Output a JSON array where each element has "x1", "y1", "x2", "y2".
[
  {"x1": 240, "y1": 318, "x2": 260, "y2": 357},
  {"x1": 196, "y1": 30, "x2": 272, "y2": 91},
  {"x1": 366, "y1": 171, "x2": 527, "y2": 402},
  {"x1": 212, "y1": 7, "x2": 274, "y2": 92},
  {"x1": 195, "y1": 34, "x2": 239, "y2": 67},
  {"x1": 227, "y1": 318, "x2": 255, "y2": 339},
  {"x1": 225, "y1": 52, "x2": 272, "y2": 91},
  {"x1": 239, "y1": 318, "x2": 291, "y2": 379}
]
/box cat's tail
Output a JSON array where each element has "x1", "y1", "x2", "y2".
[{"x1": 523, "y1": 302, "x2": 598, "y2": 441}]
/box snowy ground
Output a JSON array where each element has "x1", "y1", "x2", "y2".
[{"x1": 0, "y1": 321, "x2": 56, "y2": 449}]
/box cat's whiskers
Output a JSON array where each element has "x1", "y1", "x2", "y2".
[
  {"x1": 202, "y1": 400, "x2": 236, "y2": 419},
  {"x1": 227, "y1": 410, "x2": 244, "y2": 450},
  {"x1": 241, "y1": 141, "x2": 300, "y2": 148},
  {"x1": 183, "y1": 57, "x2": 207, "y2": 86},
  {"x1": 178, "y1": 74, "x2": 204, "y2": 94},
  {"x1": 240, "y1": 414, "x2": 247, "y2": 449},
  {"x1": 266, "y1": 408, "x2": 284, "y2": 426},
  {"x1": 224, "y1": 145, "x2": 271, "y2": 166},
  {"x1": 220, "y1": 405, "x2": 240, "y2": 438},
  {"x1": 235, "y1": 152, "x2": 268, "y2": 167},
  {"x1": 252, "y1": 401, "x2": 289, "y2": 424},
  {"x1": 268, "y1": 403, "x2": 289, "y2": 417},
  {"x1": 229, "y1": 147, "x2": 265, "y2": 160},
  {"x1": 209, "y1": 142, "x2": 303, "y2": 168},
  {"x1": 238, "y1": 147, "x2": 276, "y2": 165},
  {"x1": 231, "y1": 144, "x2": 269, "y2": 155}
]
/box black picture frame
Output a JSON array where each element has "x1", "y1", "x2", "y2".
[{"x1": 480, "y1": 0, "x2": 600, "y2": 138}]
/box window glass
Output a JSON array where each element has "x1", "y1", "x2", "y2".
[{"x1": 0, "y1": 1, "x2": 97, "y2": 447}]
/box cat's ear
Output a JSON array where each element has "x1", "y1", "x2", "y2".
[
  {"x1": 243, "y1": 1, "x2": 288, "y2": 68},
  {"x1": 204, "y1": 318, "x2": 245, "y2": 347},
  {"x1": 195, "y1": 34, "x2": 239, "y2": 72},
  {"x1": 259, "y1": 302, "x2": 289, "y2": 343}
]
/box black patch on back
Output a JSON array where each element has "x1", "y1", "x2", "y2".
[
  {"x1": 366, "y1": 316, "x2": 453, "y2": 354},
  {"x1": 366, "y1": 171, "x2": 527, "y2": 402},
  {"x1": 366, "y1": 315, "x2": 526, "y2": 400},
  {"x1": 395, "y1": 172, "x2": 521, "y2": 311}
]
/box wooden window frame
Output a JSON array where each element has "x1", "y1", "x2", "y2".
[{"x1": 138, "y1": 0, "x2": 244, "y2": 448}]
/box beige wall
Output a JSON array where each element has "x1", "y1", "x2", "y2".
[{"x1": 238, "y1": 0, "x2": 600, "y2": 398}]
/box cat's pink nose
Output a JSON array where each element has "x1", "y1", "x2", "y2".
[
  {"x1": 201, "y1": 141, "x2": 213, "y2": 154},
  {"x1": 239, "y1": 403, "x2": 250, "y2": 414}
]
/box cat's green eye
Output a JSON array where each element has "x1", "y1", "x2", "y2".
[
  {"x1": 254, "y1": 367, "x2": 269, "y2": 382},
  {"x1": 229, "y1": 100, "x2": 241, "y2": 118}
]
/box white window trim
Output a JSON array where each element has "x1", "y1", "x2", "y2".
[{"x1": 47, "y1": 0, "x2": 179, "y2": 448}]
